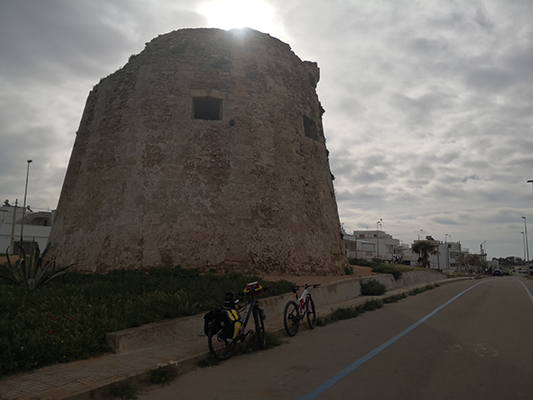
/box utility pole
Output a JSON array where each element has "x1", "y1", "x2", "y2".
[
  {"x1": 376, "y1": 219, "x2": 382, "y2": 259},
  {"x1": 353, "y1": 231, "x2": 357, "y2": 259},
  {"x1": 20, "y1": 159, "x2": 32, "y2": 251},
  {"x1": 10, "y1": 199, "x2": 18, "y2": 254},
  {"x1": 523, "y1": 217, "x2": 530, "y2": 276}
]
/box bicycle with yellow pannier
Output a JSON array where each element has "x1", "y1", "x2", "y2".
[{"x1": 204, "y1": 281, "x2": 267, "y2": 360}]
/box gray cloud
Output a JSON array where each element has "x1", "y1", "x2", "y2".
[{"x1": 0, "y1": 0, "x2": 532, "y2": 258}]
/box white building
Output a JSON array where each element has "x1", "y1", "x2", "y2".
[
  {"x1": 0, "y1": 204, "x2": 52, "y2": 254},
  {"x1": 343, "y1": 230, "x2": 402, "y2": 261},
  {"x1": 403, "y1": 238, "x2": 470, "y2": 272}
]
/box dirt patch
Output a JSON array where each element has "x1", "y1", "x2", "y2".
[
  {"x1": 0, "y1": 255, "x2": 7, "y2": 264},
  {"x1": 259, "y1": 265, "x2": 376, "y2": 286}
]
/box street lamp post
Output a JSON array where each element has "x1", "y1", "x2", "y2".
[
  {"x1": 20, "y1": 160, "x2": 32, "y2": 251},
  {"x1": 522, "y1": 232, "x2": 527, "y2": 271},
  {"x1": 522, "y1": 216, "x2": 530, "y2": 276},
  {"x1": 353, "y1": 231, "x2": 357, "y2": 260},
  {"x1": 445, "y1": 234, "x2": 450, "y2": 272}
]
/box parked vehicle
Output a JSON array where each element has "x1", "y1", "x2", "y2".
[{"x1": 493, "y1": 269, "x2": 503, "y2": 276}]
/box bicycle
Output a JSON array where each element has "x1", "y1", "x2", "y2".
[
  {"x1": 283, "y1": 284, "x2": 320, "y2": 337},
  {"x1": 205, "y1": 281, "x2": 267, "y2": 361}
]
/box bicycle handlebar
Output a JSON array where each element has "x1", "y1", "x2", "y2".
[
  {"x1": 225, "y1": 286, "x2": 271, "y2": 298},
  {"x1": 291, "y1": 284, "x2": 321, "y2": 291}
]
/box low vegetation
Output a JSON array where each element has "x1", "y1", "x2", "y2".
[
  {"x1": 317, "y1": 299, "x2": 384, "y2": 326},
  {"x1": 360, "y1": 279, "x2": 387, "y2": 296},
  {"x1": 318, "y1": 283, "x2": 441, "y2": 326},
  {"x1": 383, "y1": 293, "x2": 408, "y2": 303},
  {"x1": 149, "y1": 364, "x2": 179, "y2": 385},
  {"x1": 349, "y1": 258, "x2": 426, "y2": 280},
  {"x1": 0, "y1": 266, "x2": 293, "y2": 377},
  {"x1": 111, "y1": 383, "x2": 138, "y2": 400},
  {"x1": 408, "y1": 284, "x2": 439, "y2": 296}
]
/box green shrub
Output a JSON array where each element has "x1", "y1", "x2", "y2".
[
  {"x1": 358, "y1": 299, "x2": 383, "y2": 312},
  {"x1": 409, "y1": 284, "x2": 439, "y2": 296},
  {"x1": 318, "y1": 300, "x2": 384, "y2": 326},
  {"x1": 370, "y1": 264, "x2": 403, "y2": 280},
  {"x1": 331, "y1": 307, "x2": 359, "y2": 321},
  {"x1": 0, "y1": 243, "x2": 74, "y2": 290},
  {"x1": 149, "y1": 364, "x2": 178, "y2": 385},
  {"x1": 348, "y1": 259, "x2": 408, "y2": 280},
  {"x1": 111, "y1": 383, "x2": 138, "y2": 399},
  {"x1": 383, "y1": 293, "x2": 407, "y2": 303},
  {"x1": 360, "y1": 279, "x2": 387, "y2": 296},
  {"x1": 231, "y1": 331, "x2": 282, "y2": 357},
  {"x1": 198, "y1": 355, "x2": 220, "y2": 368},
  {"x1": 344, "y1": 265, "x2": 354, "y2": 275},
  {"x1": 317, "y1": 307, "x2": 359, "y2": 325},
  {"x1": 348, "y1": 258, "x2": 372, "y2": 266}
]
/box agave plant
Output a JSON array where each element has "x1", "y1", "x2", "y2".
[{"x1": 0, "y1": 243, "x2": 74, "y2": 290}]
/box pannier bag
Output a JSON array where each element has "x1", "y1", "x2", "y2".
[
  {"x1": 203, "y1": 308, "x2": 242, "y2": 339},
  {"x1": 203, "y1": 308, "x2": 221, "y2": 336},
  {"x1": 220, "y1": 309, "x2": 242, "y2": 340}
]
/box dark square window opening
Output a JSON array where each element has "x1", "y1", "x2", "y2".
[
  {"x1": 303, "y1": 115, "x2": 318, "y2": 140},
  {"x1": 193, "y1": 97, "x2": 222, "y2": 120}
]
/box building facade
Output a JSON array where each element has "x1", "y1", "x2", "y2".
[
  {"x1": 343, "y1": 230, "x2": 402, "y2": 262},
  {"x1": 0, "y1": 204, "x2": 52, "y2": 253}
]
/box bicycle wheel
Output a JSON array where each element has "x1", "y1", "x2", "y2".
[
  {"x1": 207, "y1": 321, "x2": 236, "y2": 361},
  {"x1": 253, "y1": 307, "x2": 266, "y2": 349},
  {"x1": 283, "y1": 300, "x2": 300, "y2": 337},
  {"x1": 306, "y1": 296, "x2": 317, "y2": 329}
]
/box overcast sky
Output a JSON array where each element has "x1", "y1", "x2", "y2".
[{"x1": 1, "y1": 0, "x2": 532, "y2": 259}]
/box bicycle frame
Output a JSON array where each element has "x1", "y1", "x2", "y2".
[
  {"x1": 233, "y1": 296, "x2": 255, "y2": 340},
  {"x1": 293, "y1": 288, "x2": 309, "y2": 317},
  {"x1": 291, "y1": 284, "x2": 320, "y2": 318}
]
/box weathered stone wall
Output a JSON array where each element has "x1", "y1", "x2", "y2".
[{"x1": 48, "y1": 28, "x2": 348, "y2": 275}]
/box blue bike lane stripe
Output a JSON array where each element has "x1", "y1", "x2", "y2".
[
  {"x1": 299, "y1": 281, "x2": 487, "y2": 400},
  {"x1": 516, "y1": 278, "x2": 533, "y2": 303}
]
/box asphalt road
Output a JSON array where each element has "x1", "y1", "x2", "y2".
[{"x1": 139, "y1": 277, "x2": 533, "y2": 400}]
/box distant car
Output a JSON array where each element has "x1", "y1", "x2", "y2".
[
  {"x1": 503, "y1": 271, "x2": 510, "y2": 276},
  {"x1": 493, "y1": 269, "x2": 503, "y2": 277}
]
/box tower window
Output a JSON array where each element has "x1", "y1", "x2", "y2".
[
  {"x1": 193, "y1": 97, "x2": 222, "y2": 120},
  {"x1": 303, "y1": 115, "x2": 318, "y2": 140}
]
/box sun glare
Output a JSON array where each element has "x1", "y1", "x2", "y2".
[{"x1": 199, "y1": 0, "x2": 275, "y2": 33}]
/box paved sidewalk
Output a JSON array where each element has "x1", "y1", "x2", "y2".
[{"x1": 0, "y1": 277, "x2": 461, "y2": 400}]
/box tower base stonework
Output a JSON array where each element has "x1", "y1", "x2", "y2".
[{"x1": 48, "y1": 28, "x2": 348, "y2": 275}]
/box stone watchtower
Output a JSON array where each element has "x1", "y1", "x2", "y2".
[{"x1": 48, "y1": 28, "x2": 348, "y2": 275}]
